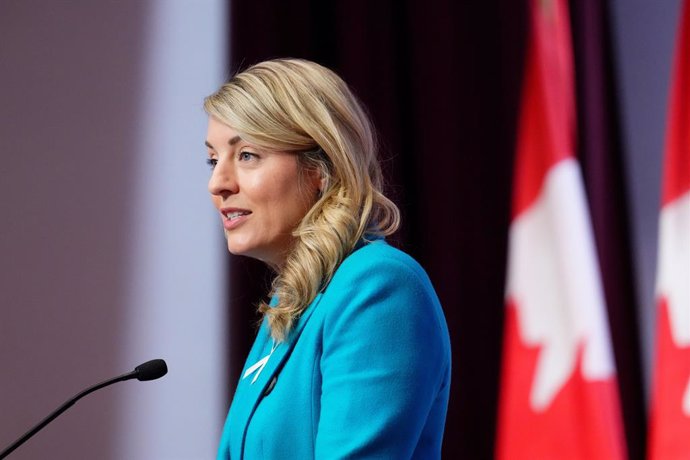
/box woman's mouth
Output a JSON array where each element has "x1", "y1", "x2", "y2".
[{"x1": 221, "y1": 209, "x2": 252, "y2": 230}]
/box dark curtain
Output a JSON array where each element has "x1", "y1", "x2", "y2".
[
  {"x1": 221, "y1": 0, "x2": 644, "y2": 458},
  {"x1": 570, "y1": 0, "x2": 646, "y2": 458}
]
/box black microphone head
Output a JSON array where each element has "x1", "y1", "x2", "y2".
[{"x1": 135, "y1": 359, "x2": 168, "y2": 381}]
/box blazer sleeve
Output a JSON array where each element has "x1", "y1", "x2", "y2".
[{"x1": 315, "y1": 251, "x2": 451, "y2": 459}]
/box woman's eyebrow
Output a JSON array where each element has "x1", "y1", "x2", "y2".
[{"x1": 205, "y1": 136, "x2": 242, "y2": 150}]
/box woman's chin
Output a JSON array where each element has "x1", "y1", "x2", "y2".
[
  {"x1": 226, "y1": 243, "x2": 250, "y2": 257},
  {"x1": 226, "y1": 241, "x2": 261, "y2": 261}
]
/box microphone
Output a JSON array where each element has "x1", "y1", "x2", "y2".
[{"x1": 0, "y1": 359, "x2": 168, "y2": 459}]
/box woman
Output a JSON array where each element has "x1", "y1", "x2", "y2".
[{"x1": 205, "y1": 58, "x2": 451, "y2": 459}]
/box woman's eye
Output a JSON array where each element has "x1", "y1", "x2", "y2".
[
  {"x1": 206, "y1": 158, "x2": 218, "y2": 169},
  {"x1": 238, "y1": 151, "x2": 257, "y2": 161}
]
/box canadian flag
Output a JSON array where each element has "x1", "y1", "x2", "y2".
[
  {"x1": 648, "y1": 0, "x2": 690, "y2": 458},
  {"x1": 496, "y1": 0, "x2": 627, "y2": 458}
]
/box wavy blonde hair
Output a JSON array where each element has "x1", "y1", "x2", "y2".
[{"x1": 204, "y1": 58, "x2": 400, "y2": 341}]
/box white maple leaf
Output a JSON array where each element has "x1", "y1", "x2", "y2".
[
  {"x1": 506, "y1": 159, "x2": 616, "y2": 411},
  {"x1": 656, "y1": 191, "x2": 690, "y2": 415}
]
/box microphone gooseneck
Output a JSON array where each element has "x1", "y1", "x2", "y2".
[{"x1": 0, "y1": 359, "x2": 168, "y2": 459}]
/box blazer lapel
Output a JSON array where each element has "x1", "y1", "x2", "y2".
[{"x1": 234, "y1": 292, "x2": 324, "y2": 459}]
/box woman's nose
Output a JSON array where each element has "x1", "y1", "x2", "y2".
[{"x1": 208, "y1": 160, "x2": 238, "y2": 197}]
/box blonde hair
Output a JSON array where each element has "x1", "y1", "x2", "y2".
[{"x1": 204, "y1": 58, "x2": 400, "y2": 341}]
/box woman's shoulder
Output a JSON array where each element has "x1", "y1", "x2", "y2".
[
  {"x1": 322, "y1": 238, "x2": 443, "y2": 319},
  {"x1": 335, "y1": 238, "x2": 429, "y2": 283},
  {"x1": 317, "y1": 237, "x2": 450, "y2": 369}
]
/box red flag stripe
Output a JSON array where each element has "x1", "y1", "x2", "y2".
[
  {"x1": 649, "y1": 1, "x2": 690, "y2": 458},
  {"x1": 662, "y1": 0, "x2": 690, "y2": 205},
  {"x1": 512, "y1": 0, "x2": 574, "y2": 218}
]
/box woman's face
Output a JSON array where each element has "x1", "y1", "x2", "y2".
[{"x1": 206, "y1": 116, "x2": 321, "y2": 268}]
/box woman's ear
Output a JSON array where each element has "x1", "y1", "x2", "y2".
[
  {"x1": 318, "y1": 175, "x2": 327, "y2": 196},
  {"x1": 306, "y1": 163, "x2": 327, "y2": 196},
  {"x1": 301, "y1": 147, "x2": 330, "y2": 197}
]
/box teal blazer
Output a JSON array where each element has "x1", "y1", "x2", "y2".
[{"x1": 217, "y1": 239, "x2": 451, "y2": 459}]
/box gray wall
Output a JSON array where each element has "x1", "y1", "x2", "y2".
[{"x1": 0, "y1": 1, "x2": 226, "y2": 458}]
